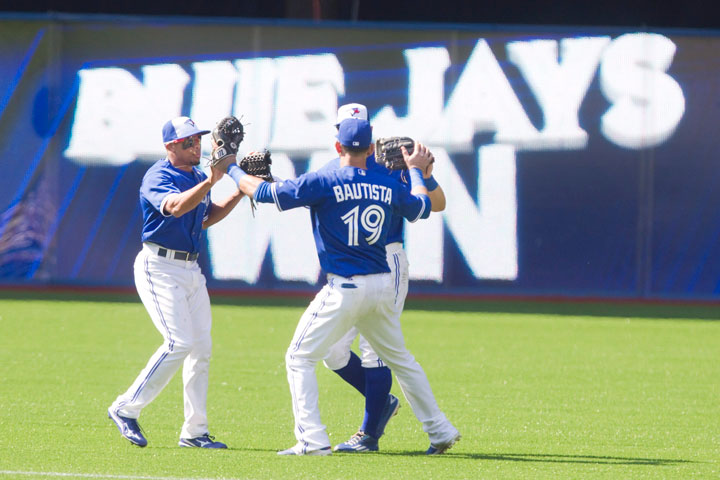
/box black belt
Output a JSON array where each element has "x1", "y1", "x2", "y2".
[{"x1": 157, "y1": 247, "x2": 198, "y2": 262}]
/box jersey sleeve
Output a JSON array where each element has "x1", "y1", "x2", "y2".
[
  {"x1": 316, "y1": 157, "x2": 341, "y2": 173},
  {"x1": 260, "y1": 171, "x2": 328, "y2": 211},
  {"x1": 140, "y1": 169, "x2": 180, "y2": 216},
  {"x1": 393, "y1": 186, "x2": 431, "y2": 223}
]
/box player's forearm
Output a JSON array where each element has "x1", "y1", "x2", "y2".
[
  {"x1": 408, "y1": 167, "x2": 432, "y2": 219},
  {"x1": 409, "y1": 168, "x2": 430, "y2": 197},
  {"x1": 202, "y1": 190, "x2": 243, "y2": 229},
  {"x1": 227, "y1": 163, "x2": 267, "y2": 199},
  {"x1": 428, "y1": 185, "x2": 446, "y2": 212},
  {"x1": 163, "y1": 179, "x2": 213, "y2": 217}
]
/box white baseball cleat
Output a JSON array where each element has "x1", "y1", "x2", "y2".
[
  {"x1": 425, "y1": 432, "x2": 461, "y2": 455},
  {"x1": 277, "y1": 443, "x2": 332, "y2": 456}
]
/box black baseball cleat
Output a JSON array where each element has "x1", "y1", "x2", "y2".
[{"x1": 108, "y1": 408, "x2": 148, "y2": 447}]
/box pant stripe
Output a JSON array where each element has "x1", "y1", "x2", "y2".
[
  {"x1": 393, "y1": 253, "x2": 400, "y2": 304},
  {"x1": 129, "y1": 350, "x2": 170, "y2": 403},
  {"x1": 289, "y1": 280, "x2": 333, "y2": 451},
  {"x1": 145, "y1": 255, "x2": 174, "y2": 351},
  {"x1": 124, "y1": 255, "x2": 175, "y2": 404},
  {"x1": 298, "y1": 424, "x2": 308, "y2": 453},
  {"x1": 291, "y1": 278, "x2": 334, "y2": 355}
]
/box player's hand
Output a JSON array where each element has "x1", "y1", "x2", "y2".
[
  {"x1": 402, "y1": 142, "x2": 432, "y2": 172},
  {"x1": 208, "y1": 160, "x2": 230, "y2": 186},
  {"x1": 211, "y1": 147, "x2": 236, "y2": 170}
]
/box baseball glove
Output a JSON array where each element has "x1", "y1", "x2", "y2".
[
  {"x1": 210, "y1": 116, "x2": 244, "y2": 166},
  {"x1": 239, "y1": 150, "x2": 274, "y2": 182},
  {"x1": 375, "y1": 136, "x2": 415, "y2": 170}
]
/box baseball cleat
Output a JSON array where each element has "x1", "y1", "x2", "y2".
[
  {"x1": 108, "y1": 408, "x2": 148, "y2": 447},
  {"x1": 178, "y1": 434, "x2": 227, "y2": 449},
  {"x1": 376, "y1": 393, "x2": 400, "y2": 438},
  {"x1": 333, "y1": 431, "x2": 379, "y2": 452},
  {"x1": 277, "y1": 443, "x2": 332, "y2": 456},
  {"x1": 425, "y1": 432, "x2": 461, "y2": 455}
]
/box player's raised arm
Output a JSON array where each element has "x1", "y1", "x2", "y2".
[
  {"x1": 422, "y1": 154, "x2": 446, "y2": 212},
  {"x1": 224, "y1": 149, "x2": 274, "y2": 199},
  {"x1": 402, "y1": 142, "x2": 432, "y2": 196},
  {"x1": 230, "y1": 166, "x2": 267, "y2": 199}
]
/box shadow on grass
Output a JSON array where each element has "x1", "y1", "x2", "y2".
[
  {"x1": 235, "y1": 447, "x2": 693, "y2": 466},
  {"x1": 378, "y1": 451, "x2": 694, "y2": 465}
]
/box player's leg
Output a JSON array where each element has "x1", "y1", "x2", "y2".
[
  {"x1": 329, "y1": 335, "x2": 396, "y2": 452},
  {"x1": 280, "y1": 276, "x2": 366, "y2": 455},
  {"x1": 356, "y1": 275, "x2": 459, "y2": 452},
  {"x1": 324, "y1": 328, "x2": 394, "y2": 439},
  {"x1": 356, "y1": 336, "x2": 394, "y2": 439},
  {"x1": 334, "y1": 247, "x2": 407, "y2": 451},
  {"x1": 109, "y1": 251, "x2": 195, "y2": 444},
  {"x1": 178, "y1": 268, "x2": 225, "y2": 447},
  {"x1": 324, "y1": 327, "x2": 366, "y2": 395},
  {"x1": 355, "y1": 245, "x2": 408, "y2": 440}
]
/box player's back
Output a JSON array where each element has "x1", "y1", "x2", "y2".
[
  {"x1": 308, "y1": 165, "x2": 422, "y2": 277},
  {"x1": 318, "y1": 155, "x2": 407, "y2": 245}
]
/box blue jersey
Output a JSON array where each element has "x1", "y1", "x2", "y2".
[
  {"x1": 257, "y1": 164, "x2": 430, "y2": 277},
  {"x1": 139, "y1": 159, "x2": 211, "y2": 253},
  {"x1": 319, "y1": 155, "x2": 407, "y2": 244}
]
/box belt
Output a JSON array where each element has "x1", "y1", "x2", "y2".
[{"x1": 157, "y1": 247, "x2": 198, "y2": 262}]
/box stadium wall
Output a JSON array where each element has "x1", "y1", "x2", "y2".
[{"x1": 1, "y1": 14, "x2": 719, "y2": 301}]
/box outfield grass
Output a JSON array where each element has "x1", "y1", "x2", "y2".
[{"x1": 0, "y1": 293, "x2": 718, "y2": 479}]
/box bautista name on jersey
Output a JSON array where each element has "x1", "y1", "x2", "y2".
[
  {"x1": 253, "y1": 165, "x2": 430, "y2": 277},
  {"x1": 332, "y1": 182, "x2": 392, "y2": 205}
]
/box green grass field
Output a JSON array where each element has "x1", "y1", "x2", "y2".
[{"x1": 0, "y1": 292, "x2": 718, "y2": 479}]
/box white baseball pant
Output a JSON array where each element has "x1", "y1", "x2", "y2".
[
  {"x1": 285, "y1": 255, "x2": 457, "y2": 452},
  {"x1": 323, "y1": 242, "x2": 408, "y2": 370},
  {"x1": 111, "y1": 243, "x2": 212, "y2": 439}
]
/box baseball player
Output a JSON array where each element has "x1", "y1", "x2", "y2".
[
  {"x1": 229, "y1": 117, "x2": 460, "y2": 455},
  {"x1": 320, "y1": 103, "x2": 447, "y2": 453},
  {"x1": 108, "y1": 116, "x2": 242, "y2": 449}
]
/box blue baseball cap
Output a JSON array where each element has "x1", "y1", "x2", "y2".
[
  {"x1": 336, "y1": 118, "x2": 372, "y2": 149},
  {"x1": 162, "y1": 116, "x2": 210, "y2": 144}
]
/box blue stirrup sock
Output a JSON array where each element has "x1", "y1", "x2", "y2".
[
  {"x1": 332, "y1": 351, "x2": 365, "y2": 396},
  {"x1": 361, "y1": 366, "x2": 392, "y2": 438}
]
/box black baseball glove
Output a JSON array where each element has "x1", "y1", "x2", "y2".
[
  {"x1": 375, "y1": 136, "x2": 415, "y2": 170},
  {"x1": 239, "y1": 150, "x2": 274, "y2": 182},
  {"x1": 210, "y1": 116, "x2": 244, "y2": 166}
]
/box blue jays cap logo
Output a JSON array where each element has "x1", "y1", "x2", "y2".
[{"x1": 335, "y1": 103, "x2": 369, "y2": 126}]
